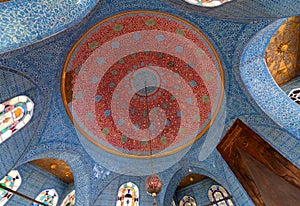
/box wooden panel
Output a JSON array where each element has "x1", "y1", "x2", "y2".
[{"x1": 217, "y1": 119, "x2": 300, "y2": 205}]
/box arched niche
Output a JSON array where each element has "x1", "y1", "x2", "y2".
[
  {"x1": 162, "y1": 166, "x2": 243, "y2": 206},
  {"x1": 14, "y1": 144, "x2": 91, "y2": 206},
  {"x1": 239, "y1": 18, "x2": 300, "y2": 138},
  {"x1": 0, "y1": 66, "x2": 44, "y2": 178},
  {"x1": 0, "y1": 157, "x2": 75, "y2": 206}
]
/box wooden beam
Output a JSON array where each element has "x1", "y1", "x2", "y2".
[{"x1": 0, "y1": 184, "x2": 49, "y2": 206}]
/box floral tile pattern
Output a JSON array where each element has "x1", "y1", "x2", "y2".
[
  {"x1": 0, "y1": 0, "x2": 98, "y2": 53},
  {"x1": 62, "y1": 11, "x2": 224, "y2": 157}
]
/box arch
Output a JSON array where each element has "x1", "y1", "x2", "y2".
[
  {"x1": 240, "y1": 18, "x2": 300, "y2": 138},
  {"x1": 17, "y1": 143, "x2": 92, "y2": 206},
  {"x1": 0, "y1": 170, "x2": 22, "y2": 205},
  {"x1": 60, "y1": 190, "x2": 75, "y2": 206},
  {"x1": 32, "y1": 188, "x2": 59, "y2": 206},
  {"x1": 208, "y1": 185, "x2": 233, "y2": 206},
  {"x1": 0, "y1": 95, "x2": 34, "y2": 144},
  {"x1": 116, "y1": 182, "x2": 139, "y2": 206},
  {"x1": 163, "y1": 166, "x2": 219, "y2": 206},
  {"x1": 179, "y1": 195, "x2": 197, "y2": 206}
]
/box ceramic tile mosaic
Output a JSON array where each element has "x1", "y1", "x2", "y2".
[
  {"x1": 265, "y1": 16, "x2": 300, "y2": 86},
  {"x1": 167, "y1": 0, "x2": 300, "y2": 22},
  {"x1": 0, "y1": 0, "x2": 299, "y2": 206},
  {"x1": 62, "y1": 11, "x2": 224, "y2": 158},
  {"x1": 240, "y1": 19, "x2": 300, "y2": 138},
  {"x1": 0, "y1": 0, "x2": 98, "y2": 53}
]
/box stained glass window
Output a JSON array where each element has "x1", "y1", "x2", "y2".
[
  {"x1": 32, "y1": 189, "x2": 59, "y2": 206},
  {"x1": 60, "y1": 190, "x2": 75, "y2": 206},
  {"x1": 0, "y1": 170, "x2": 22, "y2": 205},
  {"x1": 171, "y1": 199, "x2": 177, "y2": 206},
  {"x1": 0, "y1": 95, "x2": 34, "y2": 144},
  {"x1": 288, "y1": 88, "x2": 300, "y2": 104},
  {"x1": 183, "y1": 0, "x2": 232, "y2": 7},
  {"x1": 208, "y1": 185, "x2": 234, "y2": 206},
  {"x1": 179, "y1": 196, "x2": 197, "y2": 206},
  {"x1": 116, "y1": 182, "x2": 139, "y2": 206}
]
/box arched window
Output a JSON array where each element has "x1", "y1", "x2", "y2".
[
  {"x1": 179, "y1": 196, "x2": 197, "y2": 206},
  {"x1": 0, "y1": 170, "x2": 22, "y2": 205},
  {"x1": 0, "y1": 95, "x2": 34, "y2": 144},
  {"x1": 32, "y1": 189, "x2": 59, "y2": 206},
  {"x1": 208, "y1": 185, "x2": 234, "y2": 206},
  {"x1": 183, "y1": 0, "x2": 232, "y2": 7},
  {"x1": 116, "y1": 182, "x2": 139, "y2": 206},
  {"x1": 60, "y1": 190, "x2": 75, "y2": 206}
]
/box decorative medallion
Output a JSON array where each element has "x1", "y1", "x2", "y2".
[{"x1": 62, "y1": 11, "x2": 223, "y2": 158}]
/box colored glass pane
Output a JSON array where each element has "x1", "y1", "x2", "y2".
[
  {"x1": 179, "y1": 196, "x2": 197, "y2": 206},
  {"x1": 0, "y1": 95, "x2": 34, "y2": 144},
  {"x1": 288, "y1": 88, "x2": 300, "y2": 105},
  {"x1": 32, "y1": 189, "x2": 59, "y2": 206},
  {"x1": 116, "y1": 182, "x2": 139, "y2": 206},
  {"x1": 184, "y1": 0, "x2": 232, "y2": 7},
  {"x1": 60, "y1": 190, "x2": 75, "y2": 206},
  {"x1": 208, "y1": 185, "x2": 234, "y2": 206},
  {"x1": 0, "y1": 170, "x2": 22, "y2": 205}
]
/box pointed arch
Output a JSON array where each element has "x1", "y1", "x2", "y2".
[
  {"x1": 0, "y1": 95, "x2": 34, "y2": 144},
  {"x1": 208, "y1": 185, "x2": 233, "y2": 206},
  {"x1": 179, "y1": 196, "x2": 197, "y2": 206},
  {"x1": 60, "y1": 190, "x2": 75, "y2": 206},
  {"x1": 0, "y1": 170, "x2": 22, "y2": 205},
  {"x1": 116, "y1": 182, "x2": 139, "y2": 206},
  {"x1": 32, "y1": 189, "x2": 59, "y2": 206}
]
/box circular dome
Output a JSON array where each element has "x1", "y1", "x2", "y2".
[{"x1": 62, "y1": 11, "x2": 223, "y2": 158}]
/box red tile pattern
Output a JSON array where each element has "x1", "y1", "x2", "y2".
[{"x1": 62, "y1": 11, "x2": 223, "y2": 157}]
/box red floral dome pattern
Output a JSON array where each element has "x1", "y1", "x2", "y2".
[{"x1": 62, "y1": 11, "x2": 224, "y2": 157}]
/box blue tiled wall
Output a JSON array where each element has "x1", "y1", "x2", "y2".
[{"x1": 0, "y1": 0, "x2": 299, "y2": 205}]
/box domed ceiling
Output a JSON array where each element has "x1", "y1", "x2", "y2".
[
  {"x1": 62, "y1": 11, "x2": 224, "y2": 159},
  {"x1": 265, "y1": 16, "x2": 300, "y2": 85}
]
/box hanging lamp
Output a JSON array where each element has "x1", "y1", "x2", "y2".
[{"x1": 143, "y1": 82, "x2": 163, "y2": 206}]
